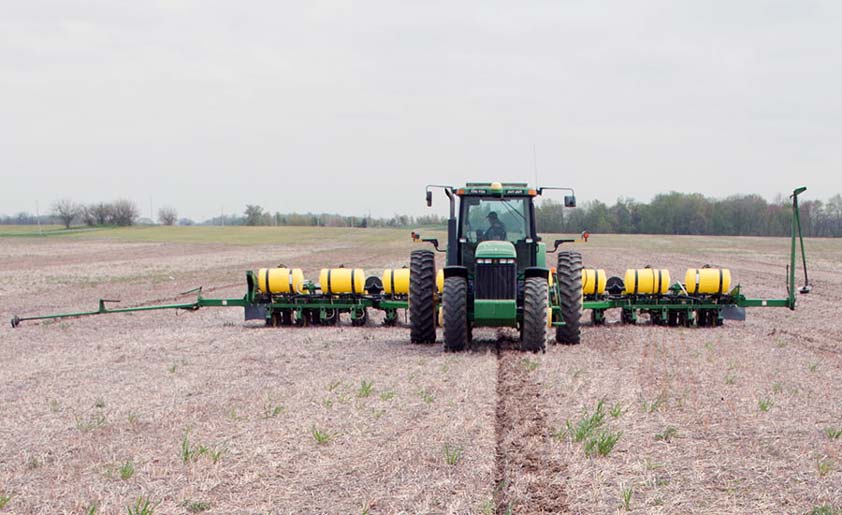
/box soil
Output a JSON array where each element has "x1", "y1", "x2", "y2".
[{"x1": 1, "y1": 232, "x2": 840, "y2": 514}]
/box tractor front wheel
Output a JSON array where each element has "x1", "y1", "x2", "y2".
[
  {"x1": 555, "y1": 251, "x2": 583, "y2": 344},
  {"x1": 522, "y1": 277, "x2": 548, "y2": 352},
  {"x1": 409, "y1": 250, "x2": 437, "y2": 343},
  {"x1": 443, "y1": 276, "x2": 469, "y2": 352}
]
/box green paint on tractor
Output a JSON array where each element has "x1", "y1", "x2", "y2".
[
  {"x1": 473, "y1": 299, "x2": 517, "y2": 326},
  {"x1": 475, "y1": 241, "x2": 516, "y2": 259}
]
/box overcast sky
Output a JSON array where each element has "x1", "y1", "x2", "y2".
[{"x1": 2, "y1": 1, "x2": 840, "y2": 221}]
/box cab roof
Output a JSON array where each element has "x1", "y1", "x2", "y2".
[{"x1": 458, "y1": 182, "x2": 537, "y2": 196}]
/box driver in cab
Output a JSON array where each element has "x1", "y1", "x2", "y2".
[{"x1": 478, "y1": 211, "x2": 507, "y2": 241}]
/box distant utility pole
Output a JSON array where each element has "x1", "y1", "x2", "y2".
[
  {"x1": 35, "y1": 201, "x2": 43, "y2": 236},
  {"x1": 149, "y1": 196, "x2": 153, "y2": 222},
  {"x1": 221, "y1": 207, "x2": 224, "y2": 227}
]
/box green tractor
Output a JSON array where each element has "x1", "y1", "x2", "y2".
[{"x1": 409, "y1": 182, "x2": 583, "y2": 352}]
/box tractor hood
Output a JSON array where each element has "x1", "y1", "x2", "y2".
[{"x1": 475, "y1": 240, "x2": 516, "y2": 259}]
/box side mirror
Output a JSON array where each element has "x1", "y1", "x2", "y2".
[
  {"x1": 426, "y1": 190, "x2": 432, "y2": 207},
  {"x1": 564, "y1": 195, "x2": 577, "y2": 208}
]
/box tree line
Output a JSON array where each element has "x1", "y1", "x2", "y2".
[
  {"x1": 0, "y1": 199, "x2": 180, "y2": 229},
  {"x1": 3, "y1": 191, "x2": 842, "y2": 237},
  {"x1": 535, "y1": 192, "x2": 842, "y2": 237},
  {"x1": 209, "y1": 205, "x2": 447, "y2": 228}
]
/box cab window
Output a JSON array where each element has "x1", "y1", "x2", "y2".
[{"x1": 461, "y1": 197, "x2": 531, "y2": 244}]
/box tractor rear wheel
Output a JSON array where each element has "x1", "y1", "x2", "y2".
[
  {"x1": 555, "y1": 251, "x2": 583, "y2": 344},
  {"x1": 443, "y1": 276, "x2": 469, "y2": 352},
  {"x1": 409, "y1": 250, "x2": 437, "y2": 343},
  {"x1": 522, "y1": 277, "x2": 548, "y2": 352}
]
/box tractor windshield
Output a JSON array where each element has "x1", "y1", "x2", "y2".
[{"x1": 461, "y1": 196, "x2": 532, "y2": 244}]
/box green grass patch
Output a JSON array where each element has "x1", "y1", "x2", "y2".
[
  {"x1": 584, "y1": 431, "x2": 622, "y2": 457},
  {"x1": 262, "y1": 395, "x2": 284, "y2": 419},
  {"x1": 358, "y1": 380, "x2": 374, "y2": 398},
  {"x1": 181, "y1": 431, "x2": 195, "y2": 463},
  {"x1": 521, "y1": 357, "x2": 540, "y2": 371},
  {"x1": 327, "y1": 380, "x2": 342, "y2": 391},
  {"x1": 311, "y1": 426, "x2": 332, "y2": 445},
  {"x1": 824, "y1": 427, "x2": 842, "y2": 440},
  {"x1": 644, "y1": 459, "x2": 664, "y2": 470},
  {"x1": 655, "y1": 426, "x2": 678, "y2": 442},
  {"x1": 180, "y1": 430, "x2": 225, "y2": 464},
  {"x1": 126, "y1": 497, "x2": 156, "y2": 515},
  {"x1": 0, "y1": 225, "x2": 415, "y2": 246},
  {"x1": 643, "y1": 393, "x2": 667, "y2": 413},
  {"x1": 817, "y1": 457, "x2": 834, "y2": 477},
  {"x1": 119, "y1": 460, "x2": 135, "y2": 480},
  {"x1": 443, "y1": 443, "x2": 463, "y2": 465},
  {"x1": 620, "y1": 484, "x2": 633, "y2": 511},
  {"x1": 758, "y1": 398, "x2": 773, "y2": 412},
  {"x1": 0, "y1": 224, "x2": 64, "y2": 237},
  {"x1": 566, "y1": 400, "x2": 606, "y2": 442},
  {"x1": 182, "y1": 500, "x2": 212, "y2": 513},
  {"x1": 559, "y1": 400, "x2": 622, "y2": 457},
  {"x1": 420, "y1": 389, "x2": 435, "y2": 404},
  {"x1": 75, "y1": 413, "x2": 106, "y2": 432}
]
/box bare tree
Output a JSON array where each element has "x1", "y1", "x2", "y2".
[
  {"x1": 157, "y1": 207, "x2": 178, "y2": 226},
  {"x1": 90, "y1": 202, "x2": 114, "y2": 225},
  {"x1": 111, "y1": 199, "x2": 139, "y2": 226},
  {"x1": 51, "y1": 199, "x2": 79, "y2": 229},
  {"x1": 79, "y1": 205, "x2": 97, "y2": 226}
]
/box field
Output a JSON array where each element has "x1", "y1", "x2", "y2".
[{"x1": 1, "y1": 226, "x2": 841, "y2": 514}]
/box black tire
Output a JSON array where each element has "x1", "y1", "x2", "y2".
[
  {"x1": 351, "y1": 308, "x2": 368, "y2": 327},
  {"x1": 306, "y1": 309, "x2": 321, "y2": 326},
  {"x1": 522, "y1": 277, "x2": 548, "y2": 352},
  {"x1": 443, "y1": 276, "x2": 469, "y2": 352},
  {"x1": 382, "y1": 309, "x2": 398, "y2": 327},
  {"x1": 409, "y1": 250, "x2": 437, "y2": 343},
  {"x1": 651, "y1": 311, "x2": 667, "y2": 326},
  {"x1": 620, "y1": 309, "x2": 635, "y2": 325},
  {"x1": 555, "y1": 251, "x2": 583, "y2": 344},
  {"x1": 266, "y1": 311, "x2": 278, "y2": 327},
  {"x1": 277, "y1": 309, "x2": 289, "y2": 326},
  {"x1": 321, "y1": 308, "x2": 339, "y2": 326}
]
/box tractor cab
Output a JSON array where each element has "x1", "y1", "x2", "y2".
[{"x1": 458, "y1": 188, "x2": 535, "y2": 271}]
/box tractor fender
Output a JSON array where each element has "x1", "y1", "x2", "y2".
[
  {"x1": 443, "y1": 266, "x2": 469, "y2": 279},
  {"x1": 523, "y1": 267, "x2": 550, "y2": 280}
]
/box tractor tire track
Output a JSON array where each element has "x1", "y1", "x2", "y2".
[{"x1": 494, "y1": 349, "x2": 569, "y2": 514}]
